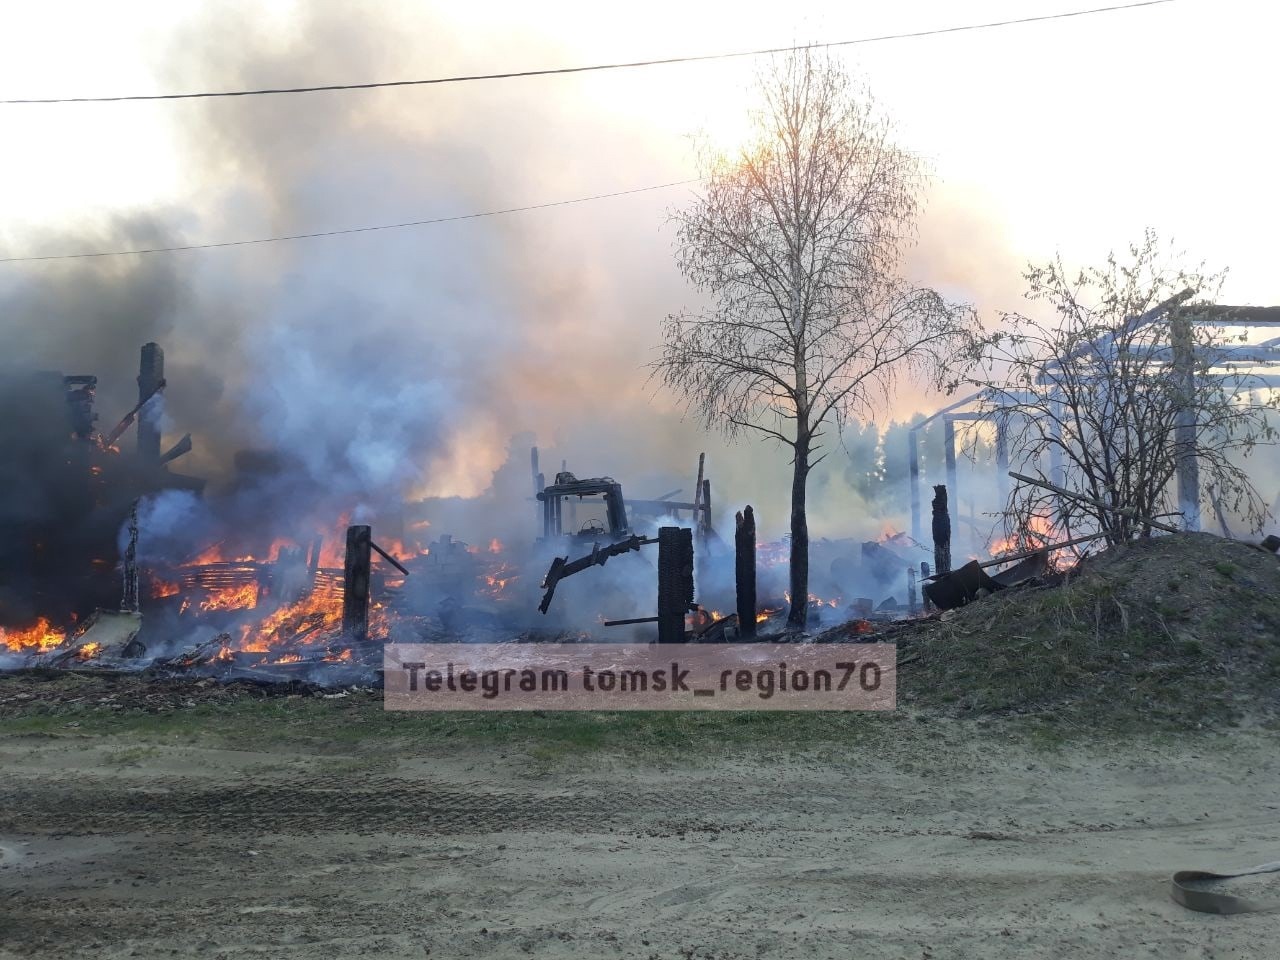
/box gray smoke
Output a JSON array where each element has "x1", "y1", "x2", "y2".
[{"x1": 0, "y1": 2, "x2": 1034, "y2": 567}]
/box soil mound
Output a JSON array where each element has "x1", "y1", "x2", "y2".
[{"x1": 894, "y1": 532, "x2": 1280, "y2": 725}]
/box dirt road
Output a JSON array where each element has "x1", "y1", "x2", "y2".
[{"x1": 2, "y1": 702, "x2": 1278, "y2": 959}]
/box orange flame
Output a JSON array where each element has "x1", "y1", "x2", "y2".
[
  {"x1": 148, "y1": 577, "x2": 181, "y2": 599},
  {"x1": 1, "y1": 617, "x2": 67, "y2": 654}
]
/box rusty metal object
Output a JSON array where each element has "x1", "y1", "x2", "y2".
[
  {"x1": 921, "y1": 559, "x2": 1002, "y2": 611},
  {"x1": 990, "y1": 549, "x2": 1049, "y2": 588}
]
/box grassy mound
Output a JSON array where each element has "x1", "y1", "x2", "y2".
[{"x1": 896, "y1": 532, "x2": 1280, "y2": 727}]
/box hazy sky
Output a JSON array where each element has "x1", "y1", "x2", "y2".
[
  {"x1": 2, "y1": 0, "x2": 1274, "y2": 298},
  {"x1": 0, "y1": 0, "x2": 1275, "y2": 536}
]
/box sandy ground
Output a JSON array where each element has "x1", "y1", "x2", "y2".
[{"x1": 2, "y1": 718, "x2": 1279, "y2": 959}]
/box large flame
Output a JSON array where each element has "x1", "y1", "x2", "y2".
[{"x1": 1, "y1": 617, "x2": 67, "y2": 654}]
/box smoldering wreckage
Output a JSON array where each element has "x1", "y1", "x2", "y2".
[{"x1": 2, "y1": 342, "x2": 1278, "y2": 691}]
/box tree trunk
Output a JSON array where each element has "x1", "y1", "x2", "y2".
[{"x1": 787, "y1": 439, "x2": 810, "y2": 629}]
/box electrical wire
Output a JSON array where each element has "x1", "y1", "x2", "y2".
[
  {"x1": 0, "y1": 179, "x2": 702, "y2": 263},
  {"x1": 0, "y1": 2, "x2": 1175, "y2": 105}
]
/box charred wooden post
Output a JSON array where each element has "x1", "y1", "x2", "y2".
[
  {"x1": 920, "y1": 562, "x2": 933, "y2": 613},
  {"x1": 692, "y1": 452, "x2": 706, "y2": 535},
  {"x1": 932, "y1": 484, "x2": 952, "y2": 577},
  {"x1": 307, "y1": 535, "x2": 323, "y2": 584},
  {"x1": 342, "y1": 524, "x2": 372, "y2": 643},
  {"x1": 909, "y1": 427, "x2": 922, "y2": 541},
  {"x1": 531, "y1": 446, "x2": 542, "y2": 529},
  {"x1": 701, "y1": 478, "x2": 712, "y2": 540},
  {"x1": 121, "y1": 499, "x2": 140, "y2": 613},
  {"x1": 735, "y1": 506, "x2": 757, "y2": 639},
  {"x1": 657, "y1": 526, "x2": 694, "y2": 644},
  {"x1": 943, "y1": 417, "x2": 959, "y2": 552},
  {"x1": 907, "y1": 565, "x2": 918, "y2": 616},
  {"x1": 137, "y1": 342, "x2": 164, "y2": 461},
  {"x1": 1170, "y1": 307, "x2": 1201, "y2": 531}
]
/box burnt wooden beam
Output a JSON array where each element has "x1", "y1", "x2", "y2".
[
  {"x1": 370, "y1": 540, "x2": 410, "y2": 576},
  {"x1": 159, "y1": 433, "x2": 192, "y2": 465},
  {"x1": 137, "y1": 342, "x2": 164, "y2": 460},
  {"x1": 702, "y1": 479, "x2": 713, "y2": 538},
  {"x1": 627, "y1": 499, "x2": 699, "y2": 512},
  {"x1": 121, "y1": 500, "x2": 140, "y2": 613},
  {"x1": 342, "y1": 525, "x2": 372, "y2": 643},
  {"x1": 735, "y1": 505, "x2": 757, "y2": 639},
  {"x1": 307, "y1": 536, "x2": 323, "y2": 581},
  {"x1": 657, "y1": 526, "x2": 694, "y2": 644},
  {"x1": 932, "y1": 484, "x2": 952, "y2": 576}
]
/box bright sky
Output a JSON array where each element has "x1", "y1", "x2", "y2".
[{"x1": 1, "y1": 0, "x2": 1274, "y2": 300}]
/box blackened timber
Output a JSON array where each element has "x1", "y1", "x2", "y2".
[
  {"x1": 1170, "y1": 307, "x2": 1200, "y2": 530},
  {"x1": 159, "y1": 433, "x2": 192, "y2": 465},
  {"x1": 537, "y1": 535, "x2": 656, "y2": 614},
  {"x1": 104, "y1": 377, "x2": 167, "y2": 447},
  {"x1": 701, "y1": 479, "x2": 713, "y2": 538},
  {"x1": 932, "y1": 484, "x2": 952, "y2": 576},
  {"x1": 343, "y1": 525, "x2": 372, "y2": 643},
  {"x1": 307, "y1": 536, "x2": 323, "y2": 582},
  {"x1": 121, "y1": 500, "x2": 140, "y2": 613},
  {"x1": 370, "y1": 540, "x2": 410, "y2": 576},
  {"x1": 137, "y1": 342, "x2": 164, "y2": 460},
  {"x1": 735, "y1": 505, "x2": 757, "y2": 639},
  {"x1": 909, "y1": 429, "x2": 922, "y2": 541},
  {"x1": 627, "y1": 499, "x2": 699, "y2": 512},
  {"x1": 657, "y1": 526, "x2": 694, "y2": 644}
]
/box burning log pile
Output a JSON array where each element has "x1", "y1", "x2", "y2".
[{"x1": 1, "y1": 523, "x2": 534, "y2": 685}]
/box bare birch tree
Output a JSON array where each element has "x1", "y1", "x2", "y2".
[
  {"x1": 971, "y1": 231, "x2": 1278, "y2": 551},
  {"x1": 654, "y1": 49, "x2": 974, "y2": 628}
]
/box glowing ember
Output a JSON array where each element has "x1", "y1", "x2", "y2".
[
  {"x1": 1, "y1": 617, "x2": 67, "y2": 654},
  {"x1": 148, "y1": 577, "x2": 181, "y2": 599},
  {"x1": 479, "y1": 561, "x2": 519, "y2": 599},
  {"x1": 75, "y1": 642, "x2": 102, "y2": 660}
]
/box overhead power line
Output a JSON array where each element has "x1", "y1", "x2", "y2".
[
  {"x1": 1, "y1": 1, "x2": 1175, "y2": 104},
  {"x1": 0, "y1": 179, "x2": 702, "y2": 263}
]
